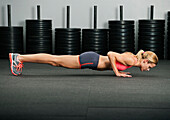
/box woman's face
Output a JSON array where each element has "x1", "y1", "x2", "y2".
[{"x1": 140, "y1": 59, "x2": 156, "y2": 71}]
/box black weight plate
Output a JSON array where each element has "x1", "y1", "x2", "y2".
[
  {"x1": 138, "y1": 40, "x2": 164, "y2": 44},
  {"x1": 56, "y1": 42, "x2": 80, "y2": 45},
  {"x1": 138, "y1": 36, "x2": 164, "y2": 40},
  {"x1": 109, "y1": 26, "x2": 134, "y2": 29},
  {"x1": 55, "y1": 28, "x2": 81, "y2": 31},
  {"x1": 26, "y1": 35, "x2": 52, "y2": 38},
  {"x1": 55, "y1": 51, "x2": 80, "y2": 55},
  {"x1": 27, "y1": 38, "x2": 52, "y2": 41},
  {"x1": 82, "y1": 30, "x2": 108, "y2": 34},
  {"x1": 82, "y1": 29, "x2": 108, "y2": 32},
  {"x1": 0, "y1": 35, "x2": 23, "y2": 40},
  {"x1": 26, "y1": 39, "x2": 52, "y2": 42},
  {"x1": 109, "y1": 32, "x2": 134, "y2": 36},
  {"x1": 108, "y1": 21, "x2": 134, "y2": 26},
  {"x1": 82, "y1": 34, "x2": 108, "y2": 37},
  {"x1": 55, "y1": 31, "x2": 80, "y2": 34},
  {"x1": 139, "y1": 32, "x2": 164, "y2": 36},
  {"x1": 55, "y1": 46, "x2": 80, "y2": 49},
  {"x1": 26, "y1": 20, "x2": 52, "y2": 23},
  {"x1": 55, "y1": 31, "x2": 80, "y2": 35},
  {"x1": 26, "y1": 33, "x2": 51, "y2": 36},
  {"x1": 109, "y1": 29, "x2": 134, "y2": 33},
  {"x1": 139, "y1": 20, "x2": 165, "y2": 24},
  {"x1": 82, "y1": 47, "x2": 107, "y2": 51},
  {"x1": 83, "y1": 39, "x2": 106, "y2": 43},
  {"x1": 56, "y1": 37, "x2": 80, "y2": 41},
  {"x1": 26, "y1": 25, "x2": 51, "y2": 28},
  {"x1": 109, "y1": 44, "x2": 134, "y2": 48},
  {"x1": 27, "y1": 40, "x2": 52, "y2": 44},
  {"x1": 26, "y1": 50, "x2": 52, "y2": 54},
  {"x1": 109, "y1": 31, "x2": 134, "y2": 35},
  {"x1": 82, "y1": 35, "x2": 108, "y2": 38},
  {"x1": 109, "y1": 48, "x2": 134, "y2": 52},
  {"x1": 56, "y1": 34, "x2": 80, "y2": 38},
  {"x1": 26, "y1": 32, "x2": 52, "y2": 36},
  {"x1": 108, "y1": 20, "x2": 134, "y2": 25},
  {"x1": 109, "y1": 25, "x2": 135, "y2": 29},
  {"x1": 56, "y1": 41, "x2": 80, "y2": 45},
  {"x1": 0, "y1": 27, "x2": 23, "y2": 31},
  {"x1": 56, "y1": 50, "x2": 80, "y2": 53},
  {"x1": 26, "y1": 28, "x2": 52, "y2": 31},
  {"x1": 82, "y1": 33, "x2": 108, "y2": 37},
  {"x1": 26, "y1": 48, "x2": 52, "y2": 51},
  {"x1": 138, "y1": 24, "x2": 165, "y2": 28},
  {"x1": 82, "y1": 37, "x2": 108, "y2": 41},
  {"x1": 109, "y1": 38, "x2": 134, "y2": 42},
  {"x1": 83, "y1": 40, "x2": 107, "y2": 44},
  {"x1": 109, "y1": 40, "x2": 134, "y2": 44},
  {"x1": 109, "y1": 35, "x2": 134, "y2": 40},
  {"x1": 139, "y1": 44, "x2": 163, "y2": 48},
  {"x1": 27, "y1": 46, "x2": 52, "y2": 50},
  {"x1": 55, "y1": 48, "x2": 80, "y2": 51},
  {"x1": 27, "y1": 45, "x2": 52, "y2": 48},
  {"x1": 139, "y1": 28, "x2": 165, "y2": 33},
  {"x1": 138, "y1": 48, "x2": 164, "y2": 52},
  {"x1": 26, "y1": 49, "x2": 52, "y2": 53},
  {"x1": 1, "y1": 48, "x2": 23, "y2": 52},
  {"x1": 26, "y1": 25, "x2": 52, "y2": 28},
  {"x1": 0, "y1": 31, "x2": 23, "y2": 35},
  {"x1": 81, "y1": 50, "x2": 107, "y2": 54},
  {"x1": 55, "y1": 44, "x2": 80, "y2": 47},
  {"x1": 82, "y1": 44, "x2": 107, "y2": 48},
  {"x1": 0, "y1": 42, "x2": 23, "y2": 47}
]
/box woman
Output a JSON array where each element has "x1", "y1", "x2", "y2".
[{"x1": 9, "y1": 50, "x2": 158, "y2": 77}]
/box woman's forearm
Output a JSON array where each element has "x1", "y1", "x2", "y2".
[{"x1": 108, "y1": 54, "x2": 119, "y2": 75}]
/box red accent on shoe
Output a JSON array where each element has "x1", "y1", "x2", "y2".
[{"x1": 14, "y1": 61, "x2": 24, "y2": 72}]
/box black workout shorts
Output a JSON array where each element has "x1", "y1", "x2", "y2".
[{"x1": 78, "y1": 51, "x2": 100, "y2": 70}]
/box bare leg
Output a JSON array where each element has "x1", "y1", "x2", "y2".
[{"x1": 18, "y1": 53, "x2": 80, "y2": 69}]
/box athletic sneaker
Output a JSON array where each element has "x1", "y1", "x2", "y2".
[{"x1": 9, "y1": 53, "x2": 24, "y2": 76}]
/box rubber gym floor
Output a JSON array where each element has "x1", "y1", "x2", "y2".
[{"x1": 0, "y1": 59, "x2": 170, "y2": 120}]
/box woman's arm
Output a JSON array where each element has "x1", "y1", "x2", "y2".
[{"x1": 107, "y1": 51, "x2": 132, "y2": 77}]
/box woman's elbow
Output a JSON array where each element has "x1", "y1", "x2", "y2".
[{"x1": 107, "y1": 51, "x2": 118, "y2": 57}]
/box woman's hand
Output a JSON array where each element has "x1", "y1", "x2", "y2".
[{"x1": 116, "y1": 71, "x2": 132, "y2": 78}]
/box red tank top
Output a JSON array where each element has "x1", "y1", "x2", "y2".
[{"x1": 116, "y1": 61, "x2": 132, "y2": 71}]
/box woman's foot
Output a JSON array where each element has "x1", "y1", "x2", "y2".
[{"x1": 9, "y1": 53, "x2": 24, "y2": 76}]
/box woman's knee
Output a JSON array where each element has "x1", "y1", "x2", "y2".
[{"x1": 50, "y1": 56, "x2": 62, "y2": 67}]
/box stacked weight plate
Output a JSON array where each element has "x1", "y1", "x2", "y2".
[
  {"x1": 55, "y1": 6, "x2": 81, "y2": 55},
  {"x1": 109, "y1": 21, "x2": 135, "y2": 53},
  {"x1": 82, "y1": 6, "x2": 108, "y2": 55},
  {"x1": 168, "y1": 12, "x2": 170, "y2": 59},
  {"x1": 0, "y1": 27, "x2": 23, "y2": 59},
  {"x1": 55, "y1": 28, "x2": 81, "y2": 55},
  {"x1": 82, "y1": 29, "x2": 108, "y2": 55},
  {"x1": 0, "y1": 5, "x2": 23, "y2": 59},
  {"x1": 138, "y1": 6, "x2": 165, "y2": 59},
  {"x1": 26, "y1": 6, "x2": 52, "y2": 54},
  {"x1": 108, "y1": 6, "x2": 135, "y2": 53},
  {"x1": 26, "y1": 20, "x2": 52, "y2": 53}
]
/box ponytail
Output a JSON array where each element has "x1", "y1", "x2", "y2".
[
  {"x1": 136, "y1": 49, "x2": 144, "y2": 61},
  {"x1": 136, "y1": 49, "x2": 158, "y2": 65}
]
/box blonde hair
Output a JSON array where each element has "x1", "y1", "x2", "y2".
[{"x1": 136, "y1": 49, "x2": 158, "y2": 65}]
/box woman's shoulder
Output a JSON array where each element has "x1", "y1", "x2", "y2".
[{"x1": 122, "y1": 52, "x2": 137, "y2": 66}]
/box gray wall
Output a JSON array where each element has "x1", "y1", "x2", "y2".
[{"x1": 0, "y1": 0, "x2": 169, "y2": 56}]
